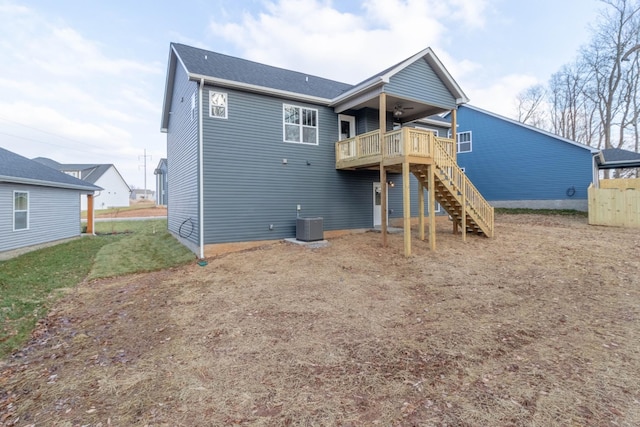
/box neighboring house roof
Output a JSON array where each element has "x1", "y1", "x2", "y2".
[
  {"x1": 597, "y1": 148, "x2": 640, "y2": 169},
  {"x1": 31, "y1": 158, "x2": 130, "y2": 190},
  {"x1": 0, "y1": 147, "x2": 101, "y2": 191},
  {"x1": 162, "y1": 43, "x2": 468, "y2": 132},
  {"x1": 451, "y1": 105, "x2": 599, "y2": 153},
  {"x1": 154, "y1": 158, "x2": 167, "y2": 175}
]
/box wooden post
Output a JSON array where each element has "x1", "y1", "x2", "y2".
[
  {"x1": 402, "y1": 161, "x2": 411, "y2": 257},
  {"x1": 461, "y1": 178, "x2": 466, "y2": 242},
  {"x1": 418, "y1": 181, "x2": 425, "y2": 241},
  {"x1": 451, "y1": 107, "x2": 458, "y2": 235},
  {"x1": 428, "y1": 164, "x2": 436, "y2": 251},
  {"x1": 380, "y1": 93, "x2": 387, "y2": 247},
  {"x1": 86, "y1": 194, "x2": 94, "y2": 235}
]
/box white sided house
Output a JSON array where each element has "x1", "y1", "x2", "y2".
[{"x1": 32, "y1": 158, "x2": 130, "y2": 210}]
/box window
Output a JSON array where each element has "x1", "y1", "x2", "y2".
[
  {"x1": 283, "y1": 104, "x2": 318, "y2": 145},
  {"x1": 13, "y1": 191, "x2": 28, "y2": 231},
  {"x1": 457, "y1": 131, "x2": 472, "y2": 153},
  {"x1": 209, "y1": 91, "x2": 227, "y2": 119}
]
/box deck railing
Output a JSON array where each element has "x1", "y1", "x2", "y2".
[{"x1": 336, "y1": 128, "x2": 455, "y2": 165}]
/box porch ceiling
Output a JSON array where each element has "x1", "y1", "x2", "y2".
[{"x1": 340, "y1": 94, "x2": 449, "y2": 123}]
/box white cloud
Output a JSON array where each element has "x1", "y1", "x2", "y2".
[
  {"x1": 463, "y1": 73, "x2": 540, "y2": 117},
  {"x1": 208, "y1": 0, "x2": 489, "y2": 83}
]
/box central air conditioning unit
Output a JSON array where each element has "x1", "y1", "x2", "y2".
[{"x1": 296, "y1": 217, "x2": 323, "y2": 242}]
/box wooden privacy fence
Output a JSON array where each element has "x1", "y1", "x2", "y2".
[{"x1": 588, "y1": 178, "x2": 640, "y2": 228}]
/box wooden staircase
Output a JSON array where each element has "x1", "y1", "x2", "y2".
[{"x1": 411, "y1": 140, "x2": 494, "y2": 237}]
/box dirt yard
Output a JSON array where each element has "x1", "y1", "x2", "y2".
[{"x1": 1, "y1": 214, "x2": 640, "y2": 426}]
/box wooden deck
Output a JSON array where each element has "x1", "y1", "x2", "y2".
[
  {"x1": 335, "y1": 128, "x2": 456, "y2": 170},
  {"x1": 335, "y1": 127, "x2": 494, "y2": 253}
]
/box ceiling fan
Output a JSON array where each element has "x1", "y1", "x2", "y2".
[{"x1": 393, "y1": 103, "x2": 414, "y2": 118}]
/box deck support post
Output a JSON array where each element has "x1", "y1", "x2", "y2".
[
  {"x1": 402, "y1": 161, "x2": 411, "y2": 257},
  {"x1": 428, "y1": 164, "x2": 436, "y2": 251},
  {"x1": 379, "y1": 93, "x2": 387, "y2": 248},
  {"x1": 451, "y1": 107, "x2": 458, "y2": 235},
  {"x1": 86, "y1": 193, "x2": 94, "y2": 235},
  {"x1": 461, "y1": 178, "x2": 467, "y2": 242},
  {"x1": 418, "y1": 180, "x2": 425, "y2": 241}
]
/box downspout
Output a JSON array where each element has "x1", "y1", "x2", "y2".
[{"x1": 198, "y1": 78, "x2": 205, "y2": 259}]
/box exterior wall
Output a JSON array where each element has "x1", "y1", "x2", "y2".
[
  {"x1": 385, "y1": 59, "x2": 457, "y2": 109},
  {"x1": 166, "y1": 63, "x2": 200, "y2": 251},
  {"x1": 0, "y1": 183, "x2": 82, "y2": 253},
  {"x1": 201, "y1": 86, "x2": 385, "y2": 244},
  {"x1": 89, "y1": 166, "x2": 130, "y2": 210},
  {"x1": 155, "y1": 161, "x2": 168, "y2": 206},
  {"x1": 456, "y1": 106, "x2": 595, "y2": 211}
]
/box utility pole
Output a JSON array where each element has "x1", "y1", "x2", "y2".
[{"x1": 138, "y1": 149, "x2": 152, "y2": 200}]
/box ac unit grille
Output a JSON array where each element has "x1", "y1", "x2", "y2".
[{"x1": 296, "y1": 217, "x2": 323, "y2": 242}]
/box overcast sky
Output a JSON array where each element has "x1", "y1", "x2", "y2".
[{"x1": 0, "y1": 0, "x2": 603, "y2": 188}]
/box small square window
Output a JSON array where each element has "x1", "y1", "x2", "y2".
[
  {"x1": 456, "y1": 131, "x2": 472, "y2": 153},
  {"x1": 209, "y1": 91, "x2": 227, "y2": 119}
]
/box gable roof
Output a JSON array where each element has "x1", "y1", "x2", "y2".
[
  {"x1": 0, "y1": 147, "x2": 101, "y2": 191},
  {"x1": 331, "y1": 47, "x2": 469, "y2": 109},
  {"x1": 597, "y1": 148, "x2": 640, "y2": 169},
  {"x1": 169, "y1": 43, "x2": 352, "y2": 103},
  {"x1": 31, "y1": 158, "x2": 128, "y2": 188},
  {"x1": 162, "y1": 43, "x2": 468, "y2": 131},
  {"x1": 454, "y1": 105, "x2": 599, "y2": 153}
]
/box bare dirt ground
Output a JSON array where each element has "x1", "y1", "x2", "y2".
[
  {"x1": 95, "y1": 203, "x2": 166, "y2": 219},
  {"x1": 2, "y1": 214, "x2": 640, "y2": 426}
]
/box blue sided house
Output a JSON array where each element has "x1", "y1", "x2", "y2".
[
  {"x1": 453, "y1": 105, "x2": 599, "y2": 211},
  {"x1": 161, "y1": 43, "x2": 494, "y2": 258}
]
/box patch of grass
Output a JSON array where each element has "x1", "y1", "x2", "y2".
[
  {"x1": 88, "y1": 220, "x2": 195, "y2": 280},
  {"x1": 0, "y1": 219, "x2": 194, "y2": 358},
  {"x1": 495, "y1": 207, "x2": 588, "y2": 217},
  {"x1": 0, "y1": 236, "x2": 117, "y2": 357}
]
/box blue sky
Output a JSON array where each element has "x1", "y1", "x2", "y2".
[{"x1": 0, "y1": 0, "x2": 602, "y2": 188}]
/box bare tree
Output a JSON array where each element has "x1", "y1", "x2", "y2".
[{"x1": 515, "y1": 84, "x2": 547, "y2": 127}]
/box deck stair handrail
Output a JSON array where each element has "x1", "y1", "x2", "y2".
[{"x1": 430, "y1": 138, "x2": 494, "y2": 236}]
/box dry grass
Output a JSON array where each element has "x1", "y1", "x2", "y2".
[{"x1": 2, "y1": 214, "x2": 640, "y2": 426}]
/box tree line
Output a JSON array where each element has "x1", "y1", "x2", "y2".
[{"x1": 515, "y1": 0, "x2": 639, "y2": 176}]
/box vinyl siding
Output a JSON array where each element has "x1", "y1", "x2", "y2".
[
  {"x1": 201, "y1": 87, "x2": 382, "y2": 243},
  {"x1": 385, "y1": 58, "x2": 456, "y2": 109},
  {"x1": 0, "y1": 183, "x2": 81, "y2": 253},
  {"x1": 166, "y1": 63, "x2": 200, "y2": 250},
  {"x1": 456, "y1": 107, "x2": 595, "y2": 206},
  {"x1": 88, "y1": 167, "x2": 130, "y2": 210}
]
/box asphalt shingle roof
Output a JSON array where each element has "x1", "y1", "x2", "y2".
[
  {"x1": 172, "y1": 43, "x2": 353, "y2": 99},
  {"x1": 601, "y1": 148, "x2": 640, "y2": 162},
  {"x1": 0, "y1": 147, "x2": 100, "y2": 191}
]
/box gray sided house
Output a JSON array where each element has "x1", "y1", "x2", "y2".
[
  {"x1": 154, "y1": 158, "x2": 168, "y2": 206},
  {"x1": 453, "y1": 105, "x2": 599, "y2": 211},
  {"x1": 161, "y1": 43, "x2": 493, "y2": 257},
  {"x1": 0, "y1": 147, "x2": 100, "y2": 258}
]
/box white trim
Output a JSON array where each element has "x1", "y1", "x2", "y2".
[
  {"x1": 338, "y1": 114, "x2": 356, "y2": 141},
  {"x1": 13, "y1": 190, "x2": 29, "y2": 231},
  {"x1": 198, "y1": 79, "x2": 205, "y2": 259},
  {"x1": 283, "y1": 104, "x2": 319, "y2": 145},
  {"x1": 190, "y1": 73, "x2": 332, "y2": 105},
  {"x1": 414, "y1": 117, "x2": 452, "y2": 128}
]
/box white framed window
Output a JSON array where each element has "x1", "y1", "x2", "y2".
[
  {"x1": 456, "y1": 131, "x2": 472, "y2": 153},
  {"x1": 13, "y1": 191, "x2": 29, "y2": 231},
  {"x1": 283, "y1": 104, "x2": 318, "y2": 145},
  {"x1": 209, "y1": 91, "x2": 227, "y2": 119}
]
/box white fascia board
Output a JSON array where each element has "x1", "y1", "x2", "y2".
[
  {"x1": 189, "y1": 73, "x2": 333, "y2": 105},
  {"x1": 414, "y1": 118, "x2": 452, "y2": 128},
  {"x1": 329, "y1": 77, "x2": 385, "y2": 107}
]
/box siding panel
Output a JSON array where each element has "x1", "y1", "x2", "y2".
[
  {"x1": 385, "y1": 59, "x2": 456, "y2": 108},
  {"x1": 201, "y1": 87, "x2": 382, "y2": 243},
  {"x1": 456, "y1": 106, "x2": 595, "y2": 210},
  {"x1": 166, "y1": 63, "x2": 200, "y2": 251},
  {"x1": 0, "y1": 183, "x2": 81, "y2": 253}
]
